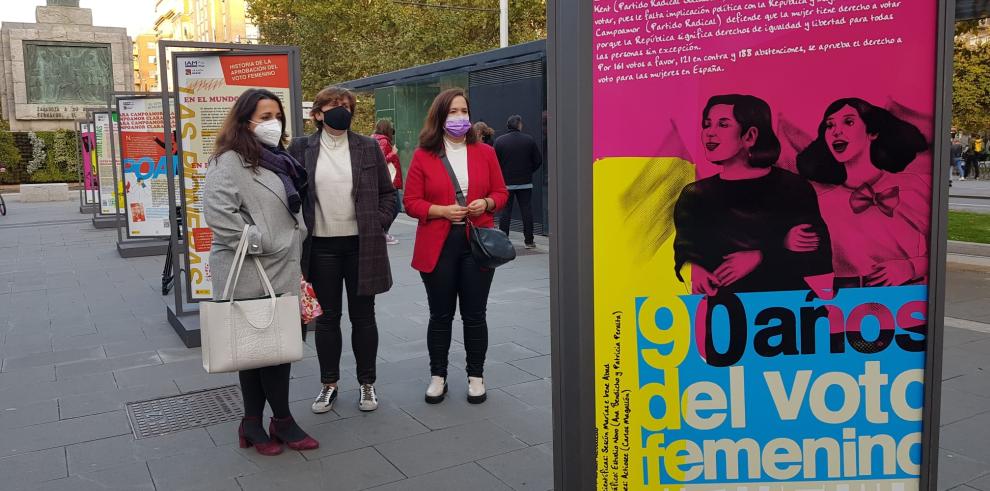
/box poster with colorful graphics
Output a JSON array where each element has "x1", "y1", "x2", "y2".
[
  {"x1": 119, "y1": 97, "x2": 178, "y2": 237},
  {"x1": 593, "y1": 2, "x2": 938, "y2": 489},
  {"x1": 176, "y1": 53, "x2": 294, "y2": 300},
  {"x1": 80, "y1": 123, "x2": 98, "y2": 205},
  {"x1": 94, "y1": 112, "x2": 124, "y2": 216}
]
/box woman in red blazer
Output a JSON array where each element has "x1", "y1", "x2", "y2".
[{"x1": 404, "y1": 88, "x2": 508, "y2": 405}]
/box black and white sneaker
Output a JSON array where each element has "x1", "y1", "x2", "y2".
[
  {"x1": 311, "y1": 385, "x2": 337, "y2": 414},
  {"x1": 359, "y1": 384, "x2": 379, "y2": 412}
]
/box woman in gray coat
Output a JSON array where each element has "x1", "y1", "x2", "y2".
[{"x1": 204, "y1": 88, "x2": 318, "y2": 456}]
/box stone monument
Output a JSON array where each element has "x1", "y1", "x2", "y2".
[{"x1": 0, "y1": 0, "x2": 133, "y2": 131}]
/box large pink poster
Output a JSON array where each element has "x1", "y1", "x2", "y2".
[{"x1": 592, "y1": 2, "x2": 938, "y2": 489}]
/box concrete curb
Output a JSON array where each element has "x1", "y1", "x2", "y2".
[{"x1": 1, "y1": 191, "x2": 75, "y2": 203}]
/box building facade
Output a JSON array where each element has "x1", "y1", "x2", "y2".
[
  {"x1": 153, "y1": 0, "x2": 258, "y2": 44},
  {"x1": 0, "y1": 1, "x2": 133, "y2": 131},
  {"x1": 133, "y1": 32, "x2": 159, "y2": 91}
]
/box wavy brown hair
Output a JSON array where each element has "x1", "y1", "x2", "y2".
[
  {"x1": 212, "y1": 88, "x2": 287, "y2": 169},
  {"x1": 418, "y1": 88, "x2": 477, "y2": 155}
]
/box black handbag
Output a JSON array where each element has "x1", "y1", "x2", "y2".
[{"x1": 440, "y1": 153, "x2": 516, "y2": 269}]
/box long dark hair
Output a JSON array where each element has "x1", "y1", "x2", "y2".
[
  {"x1": 797, "y1": 98, "x2": 927, "y2": 185},
  {"x1": 418, "y1": 88, "x2": 478, "y2": 155},
  {"x1": 212, "y1": 88, "x2": 288, "y2": 168},
  {"x1": 702, "y1": 94, "x2": 781, "y2": 168}
]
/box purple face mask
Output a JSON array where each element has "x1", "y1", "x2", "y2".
[{"x1": 445, "y1": 116, "x2": 472, "y2": 138}]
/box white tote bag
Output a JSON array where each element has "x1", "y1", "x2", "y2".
[{"x1": 200, "y1": 225, "x2": 303, "y2": 373}]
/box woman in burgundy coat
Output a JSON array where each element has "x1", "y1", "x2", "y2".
[{"x1": 404, "y1": 88, "x2": 508, "y2": 404}]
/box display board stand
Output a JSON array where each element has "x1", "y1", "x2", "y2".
[
  {"x1": 548, "y1": 1, "x2": 954, "y2": 490},
  {"x1": 89, "y1": 109, "x2": 122, "y2": 230},
  {"x1": 108, "y1": 91, "x2": 176, "y2": 258},
  {"x1": 75, "y1": 118, "x2": 98, "y2": 214},
  {"x1": 158, "y1": 40, "x2": 302, "y2": 348}
]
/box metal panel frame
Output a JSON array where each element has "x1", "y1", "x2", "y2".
[
  {"x1": 548, "y1": 0, "x2": 595, "y2": 489},
  {"x1": 157, "y1": 40, "x2": 302, "y2": 322},
  {"x1": 90, "y1": 109, "x2": 119, "y2": 222},
  {"x1": 113, "y1": 92, "x2": 173, "y2": 240},
  {"x1": 548, "y1": 1, "x2": 952, "y2": 490},
  {"x1": 921, "y1": 0, "x2": 956, "y2": 488}
]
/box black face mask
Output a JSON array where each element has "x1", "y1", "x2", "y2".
[{"x1": 323, "y1": 106, "x2": 352, "y2": 131}]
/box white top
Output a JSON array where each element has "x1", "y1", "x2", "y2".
[
  {"x1": 313, "y1": 130, "x2": 358, "y2": 237},
  {"x1": 444, "y1": 137, "x2": 469, "y2": 197}
]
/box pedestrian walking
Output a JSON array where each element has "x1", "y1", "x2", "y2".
[
  {"x1": 403, "y1": 88, "x2": 508, "y2": 404},
  {"x1": 374, "y1": 119, "x2": 403, "y2": 245},
  {"x1": 203, "y1": 88, "x2": 318, "y2": 455},
  {"x1": 952, "y1": 138, "x2": 966, "y2": 181},
  {"x1": 287, "y1": 86, "x2": 396, "y2": 415},
  {"x1": 473, "y1": 121, "x2": 495, "y2": 146},
  {"x1": 494, "y1": 115, "x2": 543, "y2": 248},
  {"x1": 968, "y1": 134, "x2": 983, "y2": 180}
]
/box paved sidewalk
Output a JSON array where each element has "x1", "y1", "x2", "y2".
[
  {"x1": 2, "y1": 201, "x2": 990, "y2": 490},
  {"x1": 0, "y1": 201, "x2": 552, "y2": 491}
]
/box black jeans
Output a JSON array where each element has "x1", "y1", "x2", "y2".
[
  {"x1": 240, "y1": 363, "x2": 291, "y2": 418},
  {"x1": 386, "y1": 191, "x2": 401, "y2": 233},
  {"x1": 499, "y1": 188, "x2": 534, "y2": 244},
  {"x1": 311, "y1": 236, "x2": 378, "y2": 385},
  {"x1": 967, "y1": 155, "x2": 982, "y2": 179},
  {"x1": 421, "y1": 227, "x2": 495, "y2": 378}
]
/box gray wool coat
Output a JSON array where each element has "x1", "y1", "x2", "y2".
[{"x1": 203, "y1": 150, "x2": 307, "y2": 301}]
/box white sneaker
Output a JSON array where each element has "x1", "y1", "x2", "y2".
[
  {"x1": 425, "y1": 376, "x2": 447, "y2": 404},
  {"x1": 467, "y1": 377, "x2": 487, "y2": 404},
  {"x1": 311, "y1": 385, "x2": 337, "y2": 414},
  {"x1": 961, "y1": 177, "x2": 967, "y2": 181},
  {"x1": 359, "y1": 384, "x2": 378, "y2": 412}
]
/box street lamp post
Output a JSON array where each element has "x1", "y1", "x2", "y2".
[{"x1": 500, "y1": 0, "x2": 509, "y2": 48}]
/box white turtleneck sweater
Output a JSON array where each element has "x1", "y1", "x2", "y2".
[
  {"x1": 444, "y1": 137, "x2": 469, "y2": 196},
  {"x1": 313, "y1": 130, "x2": 358, "y2": 237}
]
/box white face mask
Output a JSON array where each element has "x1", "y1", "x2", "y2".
[{"x1": 252, "y1": 119, "x2": 283, "y2": 147}]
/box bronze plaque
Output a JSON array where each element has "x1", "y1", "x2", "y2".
[{"x1": 23, "y1": 42, "x2": 112, "y2": 105}]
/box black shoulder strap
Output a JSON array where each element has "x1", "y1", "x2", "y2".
[{"x1": 439, "y1": 152, "x2": 467, "y2": 207}]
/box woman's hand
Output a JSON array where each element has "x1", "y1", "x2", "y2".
[
  {"x1": 441, "y1": 204, "x2": 469, "y2": 222},
  {"x1": 467, "y1": 199, "x2": 489, "y2": 217},
  {"x1": 866, "y1": 259, "x2": 915, "y2": 286},
  {"x1": 785, "y1": 224, "x2": 819, "y2": 252},
  {"x1": 692, "y1": 266, "x2": 720, "y2": 296},
  {"x1": 714, "y1": 250, "x2": 762, "y2": 287}
]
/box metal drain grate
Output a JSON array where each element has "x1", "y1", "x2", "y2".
[{"x1": 126, "y1": 385, "x2": 243, "y2": 439}]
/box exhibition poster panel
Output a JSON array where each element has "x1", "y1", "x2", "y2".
[
  {"x1": 80, "y1": 123, "x2": 98, "y2": 204},
  {"x1": 95, "y1": 113, "x2": 124, "y2": 216},
  {"x1": 119, "y1": 97, "x2": 178, "y2": 237},
  {"x1": 176, "y1": 53, "x2": 293, "y2": 299},
  {"x1": 592, "y1": 2, "x2": 937, "y2": 489}
]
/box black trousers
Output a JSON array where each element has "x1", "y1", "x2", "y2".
[
  {"x1": 311, "y1": 236, "x2": 378, "y2": 385},
  {"x1": 421, "y1": 227, "x2": 495, "y2": 378},
  {"x1": 967, "y1": 155, "x2": 982, "y2": 179},
  {"x1": 499, "y1": 188, "x2": 535, "y2": 244},
  {"x1": 240, "y1": 363, "x2": 291, "y2": 418}
]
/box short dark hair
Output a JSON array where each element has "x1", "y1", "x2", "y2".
[
  {"x1": 796, "y1": 98, "x2": 928, "y2": 185},
  {"x1": 212, "y1": 88, "x2": 287, "y2": 170},
  {"x1": 702, "y1": 94, "x2": 780, "y2": 168},
  {"x1": 311, "y1": 86, "x2": 357, "y2": 129},
  {"x1": 506, "y1": 115, "x2": 523, "y2": 131}
]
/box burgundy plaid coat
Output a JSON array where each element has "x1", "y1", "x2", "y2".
[{"x1": 289, "y1": 130, "x2": 396, "y2": 296}]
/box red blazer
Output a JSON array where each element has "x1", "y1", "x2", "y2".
[{"x1": 404, "y1": 143, "x2": 509, "y2": 273}]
